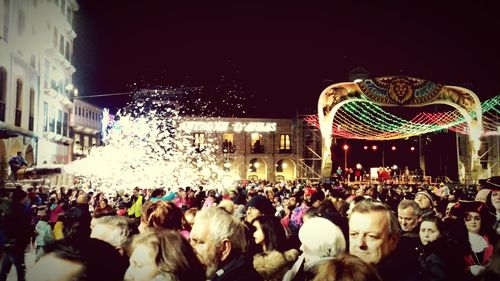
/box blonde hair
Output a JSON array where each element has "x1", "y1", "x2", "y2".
[
  {"x1": 313, "y1": 254, "x2": 382, "y2": 281},
  {"x1": 141, "y1": 200, "x2": 185, "y2": 231},
  {"x1": 218, "y1": 200, "x2": 235, "y2": 214},
  {"x1": 129, "y1": 229, "x2": 205, "y2": 281}
]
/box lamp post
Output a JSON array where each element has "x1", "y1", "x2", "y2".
[{"x1": 343, "y1": 144, "x2": 349, "y2": 170}]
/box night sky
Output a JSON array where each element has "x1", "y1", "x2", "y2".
[{"x1": 73, "y1": 0, "x2": 500, "y2": 118}]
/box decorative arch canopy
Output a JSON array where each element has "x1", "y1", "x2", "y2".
[
  {"x1": 317, "y1": 76, "x2": 483, "y2": 178},
  {"x1": 306, "y1": 95, "x2": 498, "y2": 140}
]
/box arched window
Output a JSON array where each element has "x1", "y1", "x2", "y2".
[
  {"x1": 15, "y1": 79, "x2": 23, "y2": 126},
  {"x1": 276, "y1": 159, "x2": 285, "y2": 173},
  {"x1": 0, "y1": 67, "x2": 6, "y2": 121}
]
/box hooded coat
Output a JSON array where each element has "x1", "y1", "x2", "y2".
[{"x1": 253, "y1": 249, "x2": 299, "y2": 281}]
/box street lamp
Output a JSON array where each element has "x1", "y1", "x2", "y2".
[
  {"x1": 343, "y1": 144, "x2": 349, "y2": 170},
  {"x1": 65, "y1": 83, "x2": 78, "y2": 100}
]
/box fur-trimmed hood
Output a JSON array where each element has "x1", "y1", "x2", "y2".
[{"x1": 253, "y1": 249, "x2": 300, "y2": 281}]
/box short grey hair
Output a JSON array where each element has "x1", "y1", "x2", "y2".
[
  {"x1": 397, "y1": 199, "x2": 421, "y2": 217},
  {"x1": 195, "y1": 207, "x2": 247, "y2": 252},
  {"x1": 92, "y1": 215, "x2": 131, "y2": 248},
  {"x1": 351, "y1": 200, "x2": 400, "y2": 236}
]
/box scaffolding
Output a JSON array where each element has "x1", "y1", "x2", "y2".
[{"x1": 297, "y1": 114, "x2": 323, "y2": 182}]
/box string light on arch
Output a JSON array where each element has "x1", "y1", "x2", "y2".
[{"x1": 305, "y1": 96, "x2": 499, "y2": 140}]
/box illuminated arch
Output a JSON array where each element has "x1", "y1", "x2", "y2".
[
  {"x1": 317, "y1": 76, "x2": 483, "y2": 178},
  {"x1": 248, "y1": 158, "x2": 268, "y2": 180},
  {"x1": 275, "y1": 158, "x2": 296, "y2": 181}
]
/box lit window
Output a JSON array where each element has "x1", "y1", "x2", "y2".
[
  {"x1": 222, "y1": 133, "x2": 234, "y2": 153},
  {"x1": 194, "y1": 133, "x2": 205, "y2": 150},
  {"x1": 251, "y1": 133, "x2": 263, "y2": 153},
  {"x1": 279, "y1": 134, "x2": 291, "y2": 151},
  {"x1": 83, "y1": 135, "x2": 89, "y2": 151},
  {"x1": 73, "y1": 133, "x2": 81, "y2": 154}
]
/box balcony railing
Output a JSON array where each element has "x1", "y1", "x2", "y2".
[
  {"x1": 222, "y1": 143, "x2": 236, "y2": 154},
  {"x1": 0, "y1": 101, "x2": 5, "y2": 122},
  {"x1": 251, "y1": 144, "x2": 264, "y2": 154},
  {"x1": 15, "y1": 110, "x2": 21, "y2": 127},
  {"x1": 279, "y1": 148, "x2": 292, "y2": 154}
]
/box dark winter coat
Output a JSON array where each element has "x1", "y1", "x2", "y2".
[
  {"x1": 211, "y1": 253, "x2": 263, "y2": 281},
  {"x1": 377, "y1": 236, "x2": 420, "y2": 281},
  {"x1": 417, "y1": 238, "x2": 465, "y2": 281},
  {"x1": 4, "y1": 202, "x2": 32, "y2": 252}
]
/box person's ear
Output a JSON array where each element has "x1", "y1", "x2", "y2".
[{"x1": 219, "y1": 239, "x2": 232, "y2": 262}]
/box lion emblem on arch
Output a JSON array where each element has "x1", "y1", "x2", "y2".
[{"x1": 388, "y1": 77, "x2": 414, "y2": 104}]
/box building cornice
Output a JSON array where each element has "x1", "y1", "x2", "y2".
[
  {"x1": 0, "y1": 123, "x2": 38, "y2": 139},
  {"x1": 11, "y1": 52, "x2": 39, "y2": 76},
  {"x1": 40, "y1": 132, "x2": 72, "y2": 145}
]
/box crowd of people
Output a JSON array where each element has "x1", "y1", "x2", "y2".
[{"x1": 0, "y1": 176, "x2": 499, "y2": 281}]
